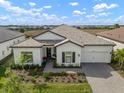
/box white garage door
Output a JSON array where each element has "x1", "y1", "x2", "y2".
[{"x1": 83, "y1": 51, "x2": 110, "y2": 63}]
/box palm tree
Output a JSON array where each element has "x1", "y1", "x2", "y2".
[{"x1": 114, "y1": 49, "x2": 124, "y2": 69}]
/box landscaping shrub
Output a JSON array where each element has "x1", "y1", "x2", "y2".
[
  {"x1": 0, "y1": 66, "x2": 6, "y2": 77},
  {"x1": 43, "y1": 73, "x2": 51, "y2": 80},
  {"x1": 41, "y1": 61, "x2": 47, "y2": 68},
  {"x1": 112, "y1": 49, "x2": 124, "y2": 70},
  {"x1": 11, "y1": 64, "x2": 41, "y2": 70}
]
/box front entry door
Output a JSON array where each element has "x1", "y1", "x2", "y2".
[{"x1": 47, "y1": 48, "x2": 51, "y2": 58}]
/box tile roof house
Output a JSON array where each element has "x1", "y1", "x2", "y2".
[
  {"x1": 12, "y1": 25, "x2": 115, "y2": 66},
  {"x1": 97, "y1": 27, "x2": 124, "y2": 50},
  {"x1": 0, "y1": 28, "x2": 25, "y2": 61}
]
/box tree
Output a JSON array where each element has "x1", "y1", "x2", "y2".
[
  {"x1": 19, "y1": 28, "x2": 25, "y2": 33},
  {"x1": 113, "y1": 49, "x2": 124, "y2": 69},
  {"x1": 114, "y1": 24, "x2": 120, "y2": 28}
]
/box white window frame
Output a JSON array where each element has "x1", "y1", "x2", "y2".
[
  {"x1": 21, "y1": 52, "x2": 33, "y2": 64},
  {"x1": 65, "y1": 52, "x2": 73, "y2": 63}
]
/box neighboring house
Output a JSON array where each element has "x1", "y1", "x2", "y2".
[
  {"x1": 0, "y1": 28, "x2": 25, "y2": 61},
  {"x1": 97, "y1": 27, "x2": 124, "y2": 50},
  {"x1": 12, "y1": 25, "x2": 115, "y2": 66}
]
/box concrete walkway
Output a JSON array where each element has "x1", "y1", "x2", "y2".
[{"x1": 82, "y1": 63, "x2": 124, "y2": 93}]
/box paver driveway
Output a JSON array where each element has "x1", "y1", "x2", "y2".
[{"x1": 82, "y1": 63, "x2": 124, "y2": 93}]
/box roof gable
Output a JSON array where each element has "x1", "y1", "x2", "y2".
[
  {"x1": 12, "y1": 38, "x2": 43, "y2": 48},
  {"x1": 34, "y1": 31, "x2": 65, "y2": 40}
]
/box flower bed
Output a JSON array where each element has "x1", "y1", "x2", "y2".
[{"x1": 12, "y1": 70, "x2": 87, "y2": 84}]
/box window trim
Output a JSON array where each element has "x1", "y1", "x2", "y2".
[
  {"x1": 21, "y1": 52, "x2": 33, "y2": 63},
  {"x1": 62, "y1": 51, "x2": 75, "y2": 63}
]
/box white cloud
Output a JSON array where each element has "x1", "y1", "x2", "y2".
[
  {"x1": 83, "y1": 8, "x2": 86, "y2": 11},
  {"x1": 73, "y1": 10, "x2": 86, "y2": 16},
  {"x1": 115, "y1": 15, "x2": 124, "y2": 23},
  {"x1": 69, "y1": 2, "x2": 79, "y2": 6},
  {"x1": 61, "y1": 16, "x2": 68, "y2": 19},
  {"x1": 0, "y1": 15, "x2": 9, "y2": 20},
  {"x1": 98, "y1": 12, "x2": 110, "y2": 17},
  {"x1": 29, "y1": 2, "x2": 36, "y2": 7},
  {"x1": 86, "y1": 15, "x2": 98, "y2": 18},
  {"x1": 43, "y1": 6, "x2": 52, "y2": 9},
  {"x1": 93, "y1": 3, "x2": 119, "y2": 12},
  {"x1": 0, "y1": 0, "x2": 63, "y2": 25}
]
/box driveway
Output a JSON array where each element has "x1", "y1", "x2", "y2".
[{"x1": 82, "y1": 63, "x2": 124, "y2": 93}]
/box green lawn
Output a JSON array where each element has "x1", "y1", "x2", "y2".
[
  {"x1": 33, "y1": 83, "x2": 92, "y2": 93},
  {"x1": 0, "y1": 55, "x2": 93, "y2": 93}
]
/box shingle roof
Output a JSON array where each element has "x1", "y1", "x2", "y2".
[
  {"x1": 50, "y1": 25, "x2": 115, "y2": 46},
  {"x1": 97, "y1": 27, "x2": 124, "y2": 44},
  {"x1": 13, "y1": 38, "x2": 43, "y2": 48},
  {"x1": 0, "y1": 28, "x2": 24, "y2": 43}
]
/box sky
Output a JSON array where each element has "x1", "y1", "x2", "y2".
[{"x1": 0, "y1": 0, "x2": 124, "y2": 25}]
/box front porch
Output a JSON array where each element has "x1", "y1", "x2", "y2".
[{"x1": 44, "y1": 61, "x2": 83, "y2": 73}]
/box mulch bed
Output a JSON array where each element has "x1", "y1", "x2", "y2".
[{"x1": 12, "y1": 69, "x2": 87, "y2": 84}]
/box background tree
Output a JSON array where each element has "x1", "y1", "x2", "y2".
[
  {"x1": 114, "y1": 24, "x2": 120, "y2": 28},
  {"x1": 19, "y1": 28, "x2": 25, "y2": 33}
]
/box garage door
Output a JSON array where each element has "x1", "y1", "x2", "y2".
[{"x1": 82, "y1": 51, "x2": 110, "y2": 63}]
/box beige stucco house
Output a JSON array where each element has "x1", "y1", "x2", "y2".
[{"x1": 12, "y1": 25, "x2": 115, "y2": 66}]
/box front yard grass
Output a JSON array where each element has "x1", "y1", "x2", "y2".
[
  {"x1": 0, "y1": 55, "x2": 93, "y2": 93},
  {"x1": 34, "y1": 83, "x2": 92, "y2": 93}
]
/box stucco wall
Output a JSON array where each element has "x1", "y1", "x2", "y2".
[
  {"x1": 34, "y1": 32, "x2": 65, "y2": 40},
  {"x1": 97, "y1": 36, "x2": 124, "y2": 50},
  {"x1": 56, "y1": 42, "x2": 81, "y2": 66},
  {"x1": 13, "y1": 48, "x2": 43, "y2": 65},
  {"x1": 0, "y1": 36, "x2": 25, "y2": 61},
  {"x1": 81, "y1": 46, "x2": 113, "y2": 63}
]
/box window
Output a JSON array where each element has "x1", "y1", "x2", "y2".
[
  {"x1": 21, "y1": 52, "x2": 33, "y2": 63},
  {"x1": 65, "y1": 52, "x2": 72, "y2": 63},
  {"x1": 62, "y1": 52, "x2": 75, "y2": 63},
  {"x1": 2, "y1": 51, "x2": 5, "y2": 56}
]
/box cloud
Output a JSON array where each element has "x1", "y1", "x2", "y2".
[
  {"x1": 83, "y1": 8, "x2": 86, "y2": 11},
  {"x1": 61, "y1": 16, "x2": 68, "y2": 19},
  {"x1": 0, "y1": 15, "x2": 9, "y2": 20},
  {"x1": 86, "y1": 15, "x2": 98, "y2": 18},
  {"x1": 69, "y1": 2, "x2": 79, "y2": 6},
  {"x1": 43, "y1": 6, "x2": 52, "y2": 9},
  {"x1": 29, "y1": 2, "x2": 36, "y2": 7},
  {"x1": 93, "y1": 3, "x2": 119, "y2": 12},
  {"x1": 115, "y1": 15, "x2": 124, "y2": 24},
  {"x1": 98, "y1": 12, "x2": 110, "y2": 17},
  {"x1": 0, "y1": 0, "x2": 63, "y2": 25},
  {"x1": 73, "y1": 10, "x2": 86, "y2": 16}
]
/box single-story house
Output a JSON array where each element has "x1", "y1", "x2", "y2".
[
  {"x1": 0, "y1": 28, "x2": 25, "y2": 61},
  {"x1": 97, "y1": 27, "x2": 124, "y2": 50},
  {"x1": 12, "y1": 25, "x2": 115, "y2": 66}
]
